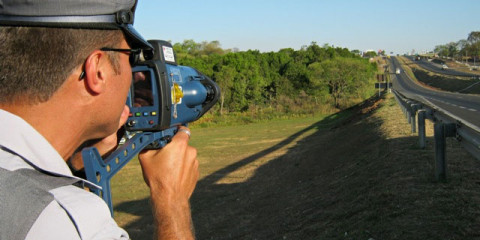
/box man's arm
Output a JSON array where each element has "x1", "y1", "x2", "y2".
[
  {"x1": 70, "y1": 105, "x2": 198, "y2": 239},
  {"x1": 139, "y1": 127, "x2": 198, "y2": 240}
]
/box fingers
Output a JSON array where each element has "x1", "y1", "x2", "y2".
[
  {"x1": 176, "y1": 129, "x2": 191, "y2": 139},
  {"x1": 138, "y1": 126, "x2": 199, "y2": 201},
  {"x1": 173, "y1": 126, "x2": 191, "y2": 143}
]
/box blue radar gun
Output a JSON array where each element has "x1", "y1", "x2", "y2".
[{"x1": 81, "y1": 40, "x2": 220, "y2": 216}]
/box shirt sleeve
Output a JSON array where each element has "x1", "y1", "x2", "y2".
[
  {"x1": 26, "y1": 201, "x2": 82, "y2": 240},
  {"x1": 26, "y1": 185, "x2": 129, "y2": 240}
]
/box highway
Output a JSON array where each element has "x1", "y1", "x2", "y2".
[
  {"x1": 390, "y1": 57, "x2": 480, "y2": 130},
  {"x1": 406, "y1": 56, "x2": 479, "y2": 78}
]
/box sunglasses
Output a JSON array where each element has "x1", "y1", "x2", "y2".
[
  {"x1": 79, "y1": 47, "x2": 151, "y2": 79},
  {"x1": 100, "y1": 47, "x2": 142, "y2": 66}
]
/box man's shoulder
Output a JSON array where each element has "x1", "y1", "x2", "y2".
[
  {"x1": 0, "y1": 165, "x2": 129, "y2": 239},
  {"x1": 33, "y1": 185, "x2": 129, "y2": 240},
  {"x1": 27, "y1": 189, "x2": 129, "y2": 240},
  {"x1": 26, "y1": 200, "x2": 82, "y2": 240}
]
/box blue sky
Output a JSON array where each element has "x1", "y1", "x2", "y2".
[{"x1": 134, "y1": 0, "x2": 479, "y2": 55}]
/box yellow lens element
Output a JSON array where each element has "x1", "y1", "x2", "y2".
[{"x1": 172, "y1": 83, "x2": 184, "y2": 104}]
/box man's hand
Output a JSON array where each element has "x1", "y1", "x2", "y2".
[{"x1": 138, "y1": 127, "x2": 198, "y2": 240}]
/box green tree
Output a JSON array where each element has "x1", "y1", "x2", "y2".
[
  {"x1": 213, "y1": 65, "x2": 235, "y2": 114},
  {"x1": 467, "y1": 31, "x2": 480, "y2": 62},
  {"x1": 351, "y1": 49, "x2": 362, "y2": 56},
  {"x1": 312, "y1": 57, "x2": 373, "y2": 108},
  {"x1": 467, "y1": 31, "x2": 480, "y2": 43},
  {"x1": 282, "y1": 61, "x2": 308, "y2": 90},
  {"x1": 435, "y1": 44, "x2": 448, "y2": 57},
  {"x1": 199, "y1": 40, "x2": 224, "y2": 56},
  {"x1": 171, "y1": 39, "x2": 376, "y2": 114},
  {"x1": 447, "y1": 42, "x2": 458, "y2": 59},
  {"x1": 230, "y1": 73, "x2": 249, "y2": 111},
  {"x1": 363, "y1": 51, "x2": 377, "y2": 58},
  {"x1": 457, "y1": 39, "x2": 468, "y2": 59},
  {"x1": 307, "y1": 62, "x2": 328, "y2": 97}
]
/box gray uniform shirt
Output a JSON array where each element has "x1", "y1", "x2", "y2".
[{"x1": 0, "y1": 109, "x2": 129, "y2": 239}]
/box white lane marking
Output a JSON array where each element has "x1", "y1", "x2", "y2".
[
  {"x1": 424, "y1": 95, "x2": 478, "y2": 112},
  {"x1": 419, "y1": 96, "x2": 480, "y2": 132}
]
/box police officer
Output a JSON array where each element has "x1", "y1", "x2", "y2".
[{"x1": 0, "y1": 1, "x2": 198, "y2": 239}]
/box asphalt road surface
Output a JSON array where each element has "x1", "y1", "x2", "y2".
[
  {"x1": 390, "y1": 57, "x2": 480, "y2": 130},
  {"x1": 406, "y1": 56, "x2": 479, "y2": 78}
]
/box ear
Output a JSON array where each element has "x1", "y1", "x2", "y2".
[{"x1": 83, "y1": 50, "x2": 109, "y2": 95}]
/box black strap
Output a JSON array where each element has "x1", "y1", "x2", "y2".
[{"x1": 0, "y1": 10, "x2": 133, "y2": 29}]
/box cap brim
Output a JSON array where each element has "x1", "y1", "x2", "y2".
[{"x1": 121, "y1": 24, "x2": 152, "y2": 50}]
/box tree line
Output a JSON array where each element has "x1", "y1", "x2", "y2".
[
  {"x1": 434, "y1": 31, "x2": 480, "y2": 62},
  {"x1": 173, "y1": 40, "x2": 377, "y2": 116}
]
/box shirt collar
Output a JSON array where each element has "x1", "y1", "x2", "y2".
[
  {"x1": 0, "y1": 109, "x2": 102, "y2": 190},
  {"x1": 0, "y1": 109, "x2": 73, "y2": 175}
]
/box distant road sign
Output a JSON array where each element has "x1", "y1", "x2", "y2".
[{"x1": 375, "y1": 82, "x2": 392, "y2": 89}]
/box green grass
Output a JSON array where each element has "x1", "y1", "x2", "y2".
[
  {"x1": 109, "y1": 111, "x2": 351, "y2": 226},
  {"x1": 189, "y1": 113, "x2": 346, "y2": 180}
]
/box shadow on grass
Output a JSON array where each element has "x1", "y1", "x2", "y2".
[
  {"x1": 116, "y1": 94, "x2": 480, "y2": 240},
  {"x1": 115, "y1": 107, "x2": 350, "y2": 238}
]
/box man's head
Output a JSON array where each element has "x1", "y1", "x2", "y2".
[
  {"x1": 0, "y1": 0, "x2": 151, "y2": 104},
  {"x1": 0, "y1": 0, "x2": 152, "y2": 143},
  {"x1": 0, "y1": 27, "x2": 124, "y2": 104}
]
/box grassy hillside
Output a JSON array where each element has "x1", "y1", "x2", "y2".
[{"x1": 111, "y1": 93, "x2": 480, "y2": 239}]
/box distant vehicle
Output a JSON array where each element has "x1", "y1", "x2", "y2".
[
  {"x1": 396, "y1": 68, "x2": 401, "y2": 74},
  {"x1": 441, "y1": 64, "x2": 448, "y2": 70}
]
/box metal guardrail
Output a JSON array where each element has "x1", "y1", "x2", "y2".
[{"x1": 392, "y1": 89, "x2": 480, "y2": 181}]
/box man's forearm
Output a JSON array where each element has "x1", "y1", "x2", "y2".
[
  {"x1": 152, "y1": 191, "x2": 195, "y2": 240},
  {"x1": 139, "y1": 128, "x2": 198, "y2": 240}
]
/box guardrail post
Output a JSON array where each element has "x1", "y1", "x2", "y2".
[
  {"x1": 434, "y1": 123, "x2": 447, "y2": 181},
  {"x1": 425, "y1": 108, "x2": 434, "y2": 121},
  {"x1": 410, "y1": 109, "x2": 417, "y2": 133},
  {"x1": 418, "y1": 110, "x2": 426, "y2": 149},
  {"x1": 434, "y1": 123, "x2": 457, "y2": 182},
  {"x1": 407, "y1": 109, "x2": 411, "y2": 124},
  {"x1": 400, "y1": 102, "x2": 406, "y2": 117},
  {"x1": 410, "y1": 104, "x2": 422, "y2": 133}
]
